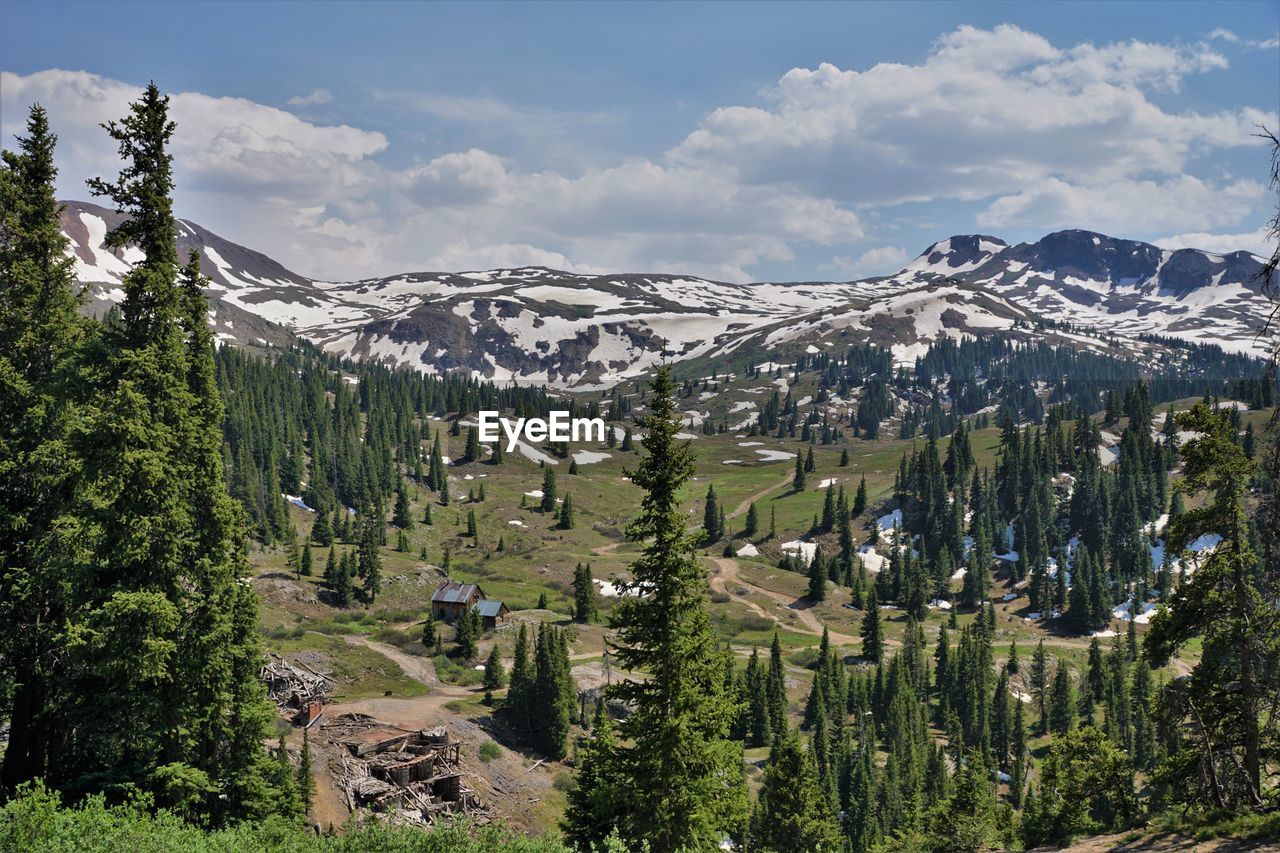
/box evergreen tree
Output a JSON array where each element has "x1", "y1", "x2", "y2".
[
  {"x1": 559, "y1": 493, "x2": 575, "y2": 530},
  {"x1": 853, "y1": 475, "x2": 868, "y2": 516},
  {"x1": 31, "y1": 86, "x2": 292, "y2": 821},
  {"x1": 1030, "y1": 640, "x2": 1050, "y2": 735},
  {"x1": 860, "y1": 588, "x2": 884, "y2": 663},
  {"x1": 421, "y1": 610, "x2": 437, "y2": 651},
  {"x1": 606, "y1": 366, "x2": 747, "y2": 851},
  {"x1": 392, "y1": 484, "x2": 412, "y2": 529},
  {"x1": 749, "y1": 732, "x2": 842, "y2": 852},
  {"x1": 358, "y1": 517, "x2": 382, "y2": 603},
  {"x1": 483, "y1": 647, "x2": 506, "y2": 691},
  {"x1": 1048, "y1": 665, "x2": 1076, "y2": 736},
  {"x1": 807, "y1": 546, "x2": 827, "y2": 601},
  {"x1": 0, "y1": 104, "x2": 89, "y2": 796},
  {"x1": 1145, "y1": 404, "x2": 1279, "y2": 811},
  {"x1": 563, "y1": 702, "x2": 622, "y2": 851},
  {"x1": 310, "y1": 510, "x2": 332, "y2": 546},
  {"x1": 322, "y1": 547, "x2": 339, "y2": 591},
  {"x1": 455, "y1": 606, "x2": 481, "y2": 660},
  {"x1": 531, "y1": 623, "x2": 574, "y2": 759},
  {"x1": 333, "y1": 552, "x2": 354, "y2": 607},
  {"x1": 743, "y1": 502, "x2": 759, "y2": 537},
  {"x1": 541, "y1": 466, "x2": 557, "y2": 513},
  {"x1": 297, "y1": 729, "x2": 315, "y2": 815},
  {"x1": 703, "y1": 484, "x2": 721, "y2": 541},
  {"x1": 573, "y1": 563, "x2": 597, "y2": 623},
  {"x1": 506, "y1": 624, "x2": 532, "y2": 728},
  {"x1": 793, "y1": 454, "x2": 807, "y2": 491},
  {"x1": 926, "y1": 750, "x2": 998, "y2": 853},
  {"x1": 299, "y1": 541, "x2": 312, "y2": 577}
]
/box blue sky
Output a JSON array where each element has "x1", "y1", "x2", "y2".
[{"x1": 2, "y1": 0, "x2": 1277, "y2": 281}]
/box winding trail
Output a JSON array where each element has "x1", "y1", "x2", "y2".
[
  {"x1": 331, "y1": 635, "x2": 475, "y2": 727},
  {"x1": 710, "y1": 557, "x2": 859, "y2": 645},
  {"x1": 727, "y1": 472, "x2": 794, "y2": 520}
]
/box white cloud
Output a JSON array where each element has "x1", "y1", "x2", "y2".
[
  {"x1": 1208, "y1": 28, "x2": 1240, "y2": 44},
  {"x1": 1154, "y1": 227, "x2": 1276, "y2": 258},
  {"x1": 978, "y1": 175, "x2": 1266, "y2": 233},
  {"x1": 287, "y1": 88, "x2": 333, "y2": 107},
  {"x1": 2, "y1": 24, "x2": 1273, "y2": 283},
  {"x1": 820, "y1": 246, "x2": 910, "y2": 279},
  {"x1": 671, "y1": 24, "x2": 1271, "y2": 226}
]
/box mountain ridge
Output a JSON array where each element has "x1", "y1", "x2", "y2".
[{"x1": 60, "y1": 199, "x2": 1273, "y2": 388}]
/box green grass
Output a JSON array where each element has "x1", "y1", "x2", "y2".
[
  {"x1": 431, "y1": 653, "x2": 485, "y2": 686},
  {"x1": 268, "y1": 632, "x2": 428, "y2": 701}
]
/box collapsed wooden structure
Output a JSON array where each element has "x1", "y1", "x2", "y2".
[
  {"x1": 323, "y1": 713, "x2": 488, "y2": 825},
  {"x1": 259, "y1": 653, "x2": 334, "y2": 726}
]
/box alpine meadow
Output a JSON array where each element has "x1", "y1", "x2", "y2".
[{"x1": 3, "y1": 4, "x2": 1280, "y2": 852}]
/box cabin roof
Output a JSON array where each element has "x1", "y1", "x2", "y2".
[
  {"x1": 431, "y1": 581, "x2": 482, "y2": 604},
  {"x1": 473, "y1": 599, "x2": 508, "y2": 618}
]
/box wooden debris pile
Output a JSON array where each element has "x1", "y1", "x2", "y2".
[
  {"x1": 259, "y1": 653, "x2": 334, "y2": 725},
  {"x1": 324, "y1": 713, "x2": 488, "y2": 825}
]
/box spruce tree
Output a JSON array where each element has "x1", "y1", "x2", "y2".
[
  {"x1": 1030, "y1": 640, "x2": 1050, "y2": 735},
  {"x1": 808, "y1": 546, "x2": 827, "y2": 601},
  {"x1": 421, "y1": 610, "x2": 437, "y2": 650},
  {"x1": 860, "y1": 588, "x2": 884, "y2": 663},
  {"x1": 563, "y1": 702, "x2": 622, "y2": 850},
  {"x1": 297, "y1": 729, "x2": 315, "y2": 814},
  {"x1": 749, "y1": 732, "x2": 842, "y2": 852},
  {"x1": 573, "y1": 562, "x2": 597, "y2": 623},
  {"x1": 455, "y1": 607, "x2": 479, "y2": 660},
  {"x1": 483, "y1": 647, "x2": 506, "y2": 691},
  {"x1": 1145, "y1": 404, "x2": 1278, "y2": 811},
  {"x1": 1048, "y1": 665, "x2": 1075, "y2": 736},
  {"x1": 506, "y1": 624, "x2": 532, "y2": 728},
  {"x1": 744, "y1": 502, "x2": 759, "y2": 537},
  {"x1": 0, "y1": 104, "x2": 88, "y2": 795},
  {"x1": 46, "y1": 86, "x2": 289, "y2": 820},
  {"x1": 606, "y1": 365, "x2": 747, "y2": 850},
  {"x1": 541, "y1": 465, "x2": 557, "y2": 513},
  {"x1": 358, "y1": 517, "x2": 381, "y2": 603},
  {"x1": 703, "y1": 484, "x2": 721, "y2": 541},
  {"x1": 392, "y1": 483, "x2": 412, "y2": 529},
  {"x1": 559, "y1": 493, "x2": 575, "y2": 530},
  {"x1": 853, "y1": 474, "x2": 868, "y2": 516}
]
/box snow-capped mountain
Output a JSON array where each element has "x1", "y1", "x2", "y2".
[
  {"x1": 61, "y1": 200, "x2": 1274, "y2": 388},
  {"x1": 889, "y1": 230, "x2": 1269, "y2": 357}
]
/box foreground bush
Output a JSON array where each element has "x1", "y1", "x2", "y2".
[{"x1": 0, "y1": 783, "x2": 577, "y2": 852}]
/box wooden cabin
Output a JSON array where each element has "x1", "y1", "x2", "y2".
[
  {"x1": 431, "y1": 581, "x2": 483, "y2": 624},
  {"x1": 474, "y1": 598, "x2": 511, "y2": 629}
]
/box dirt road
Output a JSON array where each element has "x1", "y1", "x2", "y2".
[
  {"x1": 711, "y1": 557, "x2": 859, "y2": 644},
  {"x1": 727, "y1": 473, "x2": 794, "y2": 519}
]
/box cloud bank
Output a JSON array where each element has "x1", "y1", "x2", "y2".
[{"x1": 2, "y1": 24, "x2": 1274, "y2": 281}]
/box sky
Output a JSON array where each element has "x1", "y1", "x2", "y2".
[{"x1": 1, "y1": 0, "x2": 1278, "y2": 283}]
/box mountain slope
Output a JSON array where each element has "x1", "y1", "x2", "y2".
[{"x1": 62, "y1": 200, "x2": 1273, "y2": 387}]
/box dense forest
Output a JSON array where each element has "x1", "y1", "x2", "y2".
[{"x1": 3, "y1": 87, "x2": 1280, "y2": 852}]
